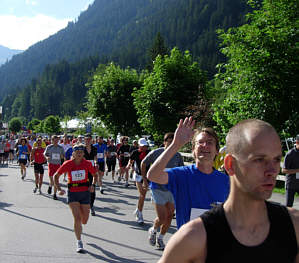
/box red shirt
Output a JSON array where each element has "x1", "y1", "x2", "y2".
[
  {"x1": 33, "y1": 147, "x2": 46, "y2": 164},
  {"x1": 4, "y1": 142, "x2": 10, "y2": 152},
  {"x1": 57, "y1": 159, "x2": 96, "y2": 192}
]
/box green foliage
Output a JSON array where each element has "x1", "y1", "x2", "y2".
[
  {"x1": 87, "y1": 63, "x2": 144, "y2": 136},
  {"x1": 213, "y1": 0, "x2": 299, "y2": 136},
  {"x1": 27, "y1": 118, "x2": 41, "y2": 132},
  {"x1": 132, "y1": 47, "x2": 207, "y2": 141},
  {"x1": 0, "y1": 0, "x2": 250, "y2": 100},
  {"x1": 43, "y1": 115, "x2": 61, "y2": 135},
  {"x1": 9, "y1": 117, "x2": 22, "y2": 133}
]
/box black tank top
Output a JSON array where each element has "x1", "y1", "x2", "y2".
[{"x1": 201, "y1": 201, "x2": 297, "y2": 263}]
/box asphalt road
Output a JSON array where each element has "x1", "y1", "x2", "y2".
[{"x1": 1, "y1": 163, "x2": 298, "y2": 263}]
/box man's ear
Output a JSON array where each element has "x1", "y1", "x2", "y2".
[{"x1": 224, "y1": 154, "x2": 234, "y2": 176}]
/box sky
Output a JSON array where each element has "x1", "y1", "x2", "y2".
[{"x1": 0, "y1": 0, "x2": 94, "y2": 50}]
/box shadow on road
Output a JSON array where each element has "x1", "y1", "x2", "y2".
[
  {"x1": 86, "y1": 243, "x2": 148, "y2": 263},
  {"x1": 1, "y1": 207, "x2": 162, "y2": 258}
]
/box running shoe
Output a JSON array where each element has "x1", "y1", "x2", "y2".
[
  {"x1": 135, "y1": 210, "x2": 144, "y2": 224},
  {"x1": 76, "y1": 240, "x2": 84, "y2": 253},
  {"x1": 118, "y1": 176, "x2": 121, "y2": 182},
  {"x1": 47, "y1": 186, "x2": 52, "y2": 194},
  {"x1": 21, "y1": 175, "x2": 25, "y2": 180},
  {"x1": 100, "y1": 187, "x2": 104, "y2": 194},
  {"x1": 156, "y1": 238, "x2": 165, "y2": 250},
  {"x1": 125, "y1": 181, "x2": 129, "y2": 187},
  {"x1": 148, "y1": 227, "x2": 157, "y2": 246},
  {"x1": 91, "y1": 207, "x2": 96, "y2": 216},
  {"x1": 33, "y1": 187, "x2": 38, "y2": 193},
  {"x1": 38, "y1": 189, "x2": 42, "y2": 194},
  {"x1": 53, "y1": 194, "x2": 58, "y2": 200}
]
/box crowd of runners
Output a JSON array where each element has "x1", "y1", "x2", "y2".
[{"x1": 1, "y1": 117, "x2": 299, "y2": 261}]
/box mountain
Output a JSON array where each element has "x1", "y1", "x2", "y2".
[
  {"x1": 0, "y1": 0, "x2": 250, "y2": 99},
  {"x1": 0, "y1": 45, "x2": 23, "y2": 65}
]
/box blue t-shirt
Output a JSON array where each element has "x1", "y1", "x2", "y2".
[
  {"x1": 94, "y1": 143, "x2": 107, "y2": 163},
  {"x1": 65, "y1": 147, "x2": 73, "y2": 160},
  {"x1": 18, "y1": 145, "x2": 29, "y2": 160},
  {"x1": 166, "y1": 164, "x2": 230, "y2": 228}
]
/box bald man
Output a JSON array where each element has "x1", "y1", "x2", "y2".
[{"x1": 158, "y1": 118, "x2": 299, "y2": 263}]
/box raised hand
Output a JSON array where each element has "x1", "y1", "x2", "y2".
[{"x1": 173, "y1": 117, "x2": 195, "y2": 148}]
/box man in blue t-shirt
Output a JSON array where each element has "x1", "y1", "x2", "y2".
[
  {"x1": 147, "y1": 118, "x2": 229, "y2": 229},
  {"x1": 94, "y1": 136, "x2": 107, "y2": 193}
]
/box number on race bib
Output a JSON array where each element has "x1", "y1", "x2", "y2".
[
  {"x1": 52, "y1": 153, "x2": 60, "y2": 160},
  {"x1": 71, "y1": 170, "x2": 86, "y2": 182},
  {"x1": 97, "y1": 153, "x2": 104, "y2": 159}
]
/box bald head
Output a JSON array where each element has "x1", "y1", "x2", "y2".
[{"x1": 226, "y1": 119, "x2": 279, "y2": 156}]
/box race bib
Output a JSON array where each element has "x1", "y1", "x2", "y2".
[
  {"x1": 52, "y1": 153, "x2": 60, "y2": 160},
  {"x1": 190, "y1": 208, "x2": 209, "y2": 221},
  {"x1": 20, "y1": 154, "x2": 26, "y2": 159},
  {"x1": 296, "y1": 172, "x2": 299, "y2": 179},
  {"x1": 97, "y1": 153, "x2": 104, "y2": 159},
  {"x1": 71, "y1": 170, "x2": 86, "y2": 182},
  {"x1": 124, "y1": 152, "x2": 130, "y2": 157}
]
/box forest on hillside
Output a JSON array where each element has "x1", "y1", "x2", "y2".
[
  {"x1": 0, "y1": 0, "x2": 249, "y2": 99},
  {"x1": 2, "y1": 0, "x2": 298, "y2": 139}
]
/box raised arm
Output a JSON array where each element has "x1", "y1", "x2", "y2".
[{"x1": 147, "y1": 117, "x2": 195, "y2": 185}]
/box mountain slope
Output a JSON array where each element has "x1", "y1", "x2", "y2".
[
  {"x1": 0, "y1": 45, "x2": 23, "y2": 65},
  {"x1": 0, "y1": 0, "x2": 249, "y2": 99}
]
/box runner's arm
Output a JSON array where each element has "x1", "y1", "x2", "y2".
[
  {"x1": 54, "y1": 172, "x2": 62, "y2": 191},
  {"x1": 158, "y1": 218, "x2": 207, "y2": 263},
  {"x1": 147, "y1": 117, "x2": 195, "y2": 185},
  {"x1": 30, "y1": 148, "x2": 35, "y2": 162},
  {"x1": 282, "y1": 168, "x2": 299, "y2": 174}
]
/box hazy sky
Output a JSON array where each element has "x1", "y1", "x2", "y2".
[{"x1": 0, "y1": 0, "x2": 94, "y2": 50}]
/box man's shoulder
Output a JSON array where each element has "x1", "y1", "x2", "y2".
[{"x1": 161, "y1": 218, "x2": 207, "y2": 262}]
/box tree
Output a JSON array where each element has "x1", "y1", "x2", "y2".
[
  {"x1": 9, "y1": 117, "x2": 22, "y2": 133},
  {"x1": 133, "y1": 47, "x2": 207, "y2": 141},
  {"x1": 27, "y1": 118, "x2": 41, "y2": 133},
  {"x1": 43, "y1": 115, "x2": 61, "y2": 135},
  {"x1": 147, "y1": 32, "x2": 169, "y2": 69},
  {"x1": 213, "y1": 0, "x2": 299, "y2": 137},
  {"x1": 87, "y1": 63, "x2": 144, "y2": 136}
]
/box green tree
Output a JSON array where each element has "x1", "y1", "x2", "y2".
[
  {"x1": 9, "y1": 117, "x2": 22, "y2": 133},
  {"x1": 147, "y1": 32, "x2": 169, "y2": 69},
  {"x1": 133, "y1": 47, "x2": 207, "y2": 141},
  {"x1": 87, "y1": 63, "x2": 144, "y2": 136},
  {"x1": 43, "y1": 115, "x2": 61, "y2": 135},
  {"x1": 213, "y1": 0, "x2": 299, "y2": 136},
  {"x1": 27, "y1": 118, "x2": 41, "y2": 133}
]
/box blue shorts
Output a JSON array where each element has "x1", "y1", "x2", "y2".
[
  {"x1": 67, "y1": 190, "x2": 90, "y2": 204},
  {"x1": 151, "y1": 188, "x2": 174, "y2": 205}
]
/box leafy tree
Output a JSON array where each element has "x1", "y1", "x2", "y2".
[
  {"x1": 27, "y1": 118, "x2": 41, "y2": 132},
  {"x1": 213, "y1": 0, "x2": 299, "y2": 137},
  {"x1": 9, "y1": 117, "x2": 22, "y2": 133},
  {"x1": 133, "y1": 47, "x2": 207, "y2": 141},
  {"x1": 43, "y1": 115, "x2": 61, "y2": 135},
  {"x1": 87, "y1": 63, "x2": 144, "y2": 136}
]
